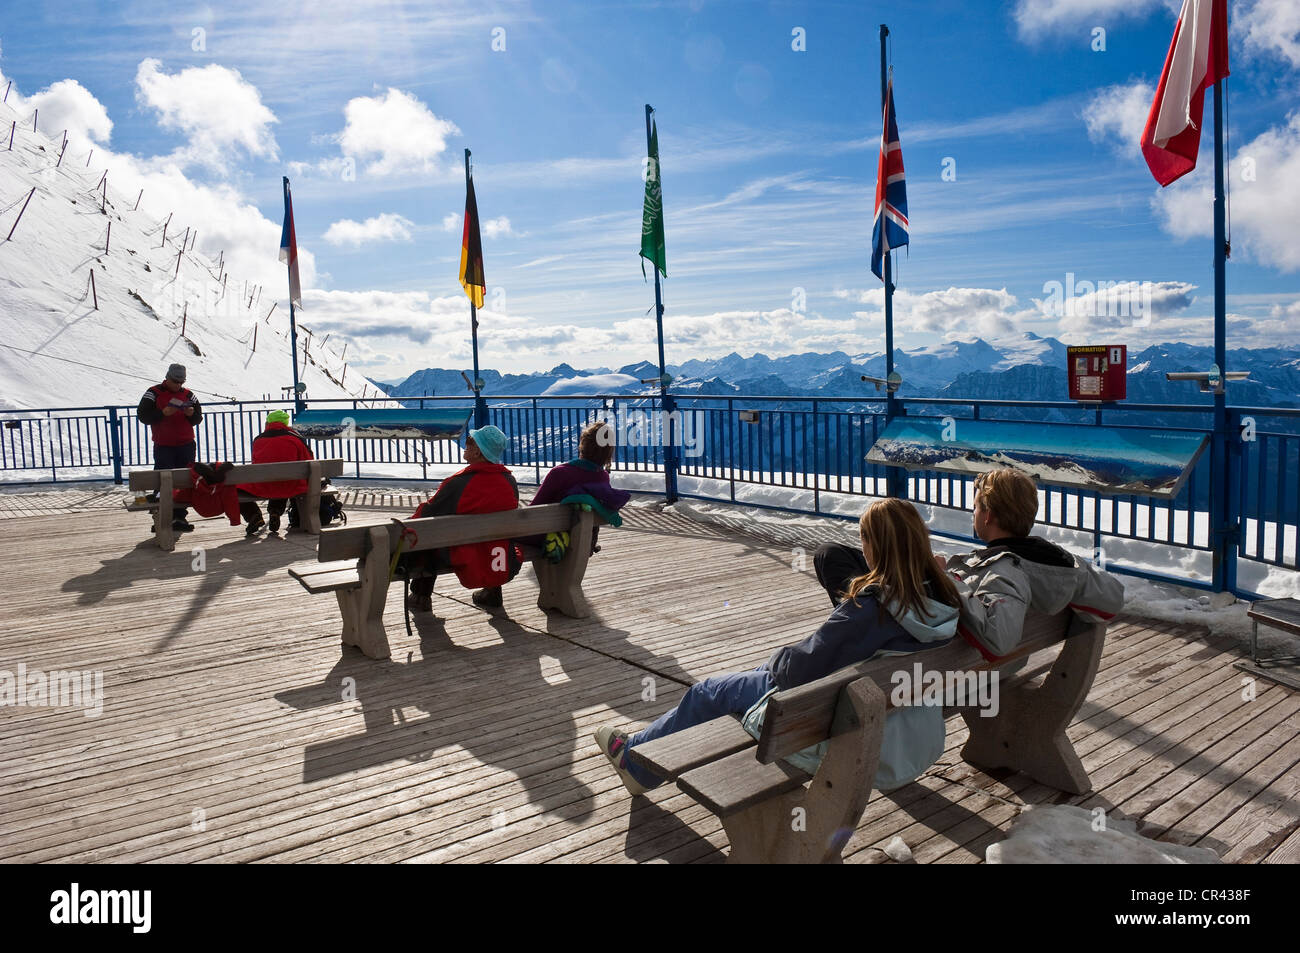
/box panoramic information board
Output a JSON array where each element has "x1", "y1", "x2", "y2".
[
  {"x1": 866, "y1": 417, "x2": 1208, "y2": 498},
  {"x1": 292, "y1": 408, "x2": 471, "y2": 441}
]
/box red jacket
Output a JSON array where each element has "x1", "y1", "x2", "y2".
[
  {"x1": 239, "y1": 423, "x2": 314, "y2": 498},
  {"x1": 412, "y1": 462, "x2": 519, "y2": 588},
  {"x1": 174, "y1": 466, "x2": 241, "y2": 524},
  {"x1": 137, "y1": 384, "x2": 201, "y2": 446}
]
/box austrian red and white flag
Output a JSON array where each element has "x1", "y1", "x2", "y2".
[{"x1": 1140, "y1": 0, "x2": 1229, "y2": 187}]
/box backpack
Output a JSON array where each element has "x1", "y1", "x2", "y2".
[{"x1": 288, "y1": 481, "x2": 347, "y2": 528}]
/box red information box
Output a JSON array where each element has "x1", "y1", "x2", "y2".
[{"x1": 1068, "y1": 345, "x2": 1126, "y2": 402}]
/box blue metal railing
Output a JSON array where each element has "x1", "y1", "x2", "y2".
[{"x1": 1, "y1": 394, "x2": 1296, "y2": 597}]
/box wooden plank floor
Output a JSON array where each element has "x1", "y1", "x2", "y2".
[{"x1": 0, "y1": 487, "x2": 1296, "y2": 863}]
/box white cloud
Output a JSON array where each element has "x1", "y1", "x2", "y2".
[
  {"x1": 338, "y1": 88, "x2": 459, "y2": 176},
  {"x1": 12, "y1": 78, "x2": 114, "y2": 148},
  {"x1": 1013, "y1": 0, "x2": 1169, "y2": 38},
  {"x1": 134, "y1": 58, "x2": 278, "y2": 171},
  {"x1": 851, "y1": 286, "x2": 1027, "y2": 339},
  {"x1": 1036, "y1": 280, "x2": 1197, "y2": 334},
  {"x1": 1238, "y1": 0, "x2": 1300, "y2": 69},
  {"x1": 481, "y1": 216, "x2": 512, "y2": 238},
  {"x1": 1083, "y1": 81, "x2": 1154, "y2": 153},
  {"x1": 323, "y1": 213, "x2": 415, "y2": 248},
  {"x1": 441, "y1": 213, "x2": 460, "y2": 232},
  {"x1": 1155, "y1": 112, "x2": 1300, "y2": 271}
]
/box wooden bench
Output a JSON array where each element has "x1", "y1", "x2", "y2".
[
  {"x1": 127, "y1": 459, "x2": 345, "y2": 551},
  {"x1": 628, "y1": 607, "x2": 1107, "y2": 863},
  {"x1": 288, "y1": 503, "x2": 605, "y2": 660}
]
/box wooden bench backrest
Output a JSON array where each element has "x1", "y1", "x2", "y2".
[
  {"x1": 316, "y1": 503, "x2": 587, "y2": 562},
  {"x1": 129, "y1": 458, "x2": 344, "y2": 491},
  {"x1": 755, "y1": 608, "x2": 1076, "y2": 763}
]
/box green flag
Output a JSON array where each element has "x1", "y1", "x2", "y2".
[{"x1": 640, "y1": 118, "x2": 666, "y2": 278}]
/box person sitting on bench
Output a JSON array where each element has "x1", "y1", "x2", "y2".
[
  {"x1": 237, "y1": 410, "x2": 314, "y2": 537},
  {"x1": 401, "y1": 424, "x2": 522, "y2": 613},
  {"x1": 595, "y1": 498, "x2": 962, "y2": 795},
  {"x1": 814, "y1": 468, "x2": 1123, "y2": 657},
  {"x1": 527, "y1": 419, "x2": 629, "y2": 556}
]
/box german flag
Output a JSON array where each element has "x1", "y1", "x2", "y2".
[{"x1": 459, "y1": 172, "x2": 486, "y2": 308}]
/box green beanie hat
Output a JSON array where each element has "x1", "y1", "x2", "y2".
[{"x1": 267, "y1": 410, "x2": 291, "y2": 426}]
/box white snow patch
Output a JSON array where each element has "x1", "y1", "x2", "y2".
[
  {"x1": 882, "y1": 835, "x2": 913, "y2": 863},
  {"x1": 987, "y1": 805, "x2": 1220, "y2": 864}
]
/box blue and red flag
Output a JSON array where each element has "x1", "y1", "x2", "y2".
[
  {"x1": 279, "y1": 176, "x2": 302, "y2": 309},
  {"x1": 871, "y1": 76, "x2": 908, "y2": 282}
]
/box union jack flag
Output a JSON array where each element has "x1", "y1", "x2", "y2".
[{"x1": 871, "y1": 76, "x2": 908, "y2": 282}]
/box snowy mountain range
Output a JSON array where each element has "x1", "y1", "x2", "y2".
[{"x1": 385, "y1": 332, "x2": 1300, "y2": 410}]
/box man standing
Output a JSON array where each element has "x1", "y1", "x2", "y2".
[
  {"x1": 136, "y1": 363, "x2": 202, "y2": 532},
  {"x1": 814, "y1": 468, "x2": 1123, "y2": 656}
]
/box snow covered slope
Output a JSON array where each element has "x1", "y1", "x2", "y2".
[{"x1": 0, "y1": 98, "x2": 376, "y2": 411}]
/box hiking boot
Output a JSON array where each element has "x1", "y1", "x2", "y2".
[
  {"x1": 472, "y1": 587, "x2": 503, "y2": 609},
  {"x1": 594, "y1": 726, "x2": 648, "y2": 796},
  {"x1": 172, "y1": 518, "x2": 194, "y2": 533},
  {"x1": 269, "y1": 513, "x2": 281, "y2": 533},
  {"x1": 245, "y1": 518, "x2": 265, "y2": 537},
  {"x1": 405, "y1": 591, "x2": 433, "y2": 613}
]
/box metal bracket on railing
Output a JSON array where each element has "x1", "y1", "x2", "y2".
[
  {"x1": 1165, "y1": 369, "x2": 1249, "y2": 395},
  {"x1": 861, "y1": 373, "x2": 902, "y2": 394}
]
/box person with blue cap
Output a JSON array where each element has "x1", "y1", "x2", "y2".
[{"x1": 400, "y1": 424, "x2": 522, "y2": 612}]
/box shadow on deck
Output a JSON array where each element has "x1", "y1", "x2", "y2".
[{"x1": 0, "y1": 489, "x2": 1295, "y2": 863}]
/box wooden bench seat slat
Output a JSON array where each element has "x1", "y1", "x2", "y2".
[
  {"x1": 316, "y1": 504, "x2": 578, "y2": 562},
  {"x1": 626, "y1": 716, "x2": 756, "y2": 781},
  {"x1": 128, "y1": 458, "x2": 344, "y2": 491},
  {"x1": 288, "y1": 561, "x2": 362, "y2": 594},
  {"x1": 677, "y1": 746, "x2": 812, "y2": 818}
]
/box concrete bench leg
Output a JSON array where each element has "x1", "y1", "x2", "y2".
[
  {"x1": 722, "y1": 678, "x2": 886, "y2": 864},
  {"x1": 346, "y1": 525, "x2": 392, "y2": 660},
  {"x1": 302, "y1": 461, "x2": 323, "y2": 535},
  {"x1": 156, "y1": 469, "x2": 176, "y2": 552},
  {"x1": 534, "y1": 509, "x2": 595, "y2": 618},
  {"x1": 960, "y1": 620, "x2": 1106, "y2": 795}
]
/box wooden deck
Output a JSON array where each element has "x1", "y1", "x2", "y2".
[{"x1": 0, "y1": 486, "x2": 1296, "y2": 863}]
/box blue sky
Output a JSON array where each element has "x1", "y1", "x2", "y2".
[{"x1": 1, "y1": 0, "x2": 1298, "y2": 380}]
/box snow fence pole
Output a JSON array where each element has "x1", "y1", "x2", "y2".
[{"x1": 4, "y1": 187, "x2": 36, "y2": 242}]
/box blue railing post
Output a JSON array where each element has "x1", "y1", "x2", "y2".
[
  {"x1": 886, "y1": 399, "x2": 907, "y2": 500},
  {"x1": 1225, "y1": 410, "x2": 1241, "y2": 594},
  {"x1": 662, "y1": 390, "x2": 679, "y2": 503},
  {"x1": 107, "y1": 406, "x2": 123, "y2": 484}
]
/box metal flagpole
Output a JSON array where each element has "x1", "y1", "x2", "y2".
[
  {"x1": 1211, "y1": 76, "x2": 1235, "y2": 592},
  {"x1": 880, "y1": 24, "x2": 904, "y2": 500},
  {"x1": 466, "y1": 149, "x2": 488, "y2": 429},
  {"x1": 285, "y1": 177, "x2": 303, "y2": 412},
  {"x1": 646, "y1": 104, "x2": 678, "y2": 502}
]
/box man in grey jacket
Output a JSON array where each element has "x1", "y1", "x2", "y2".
[
  {"x1": 934, "y1": 468, "x2": 1124, "y2": 656},
  {"x1": 815, "y1": 468, "x2": 1123, "y2": 657}
]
